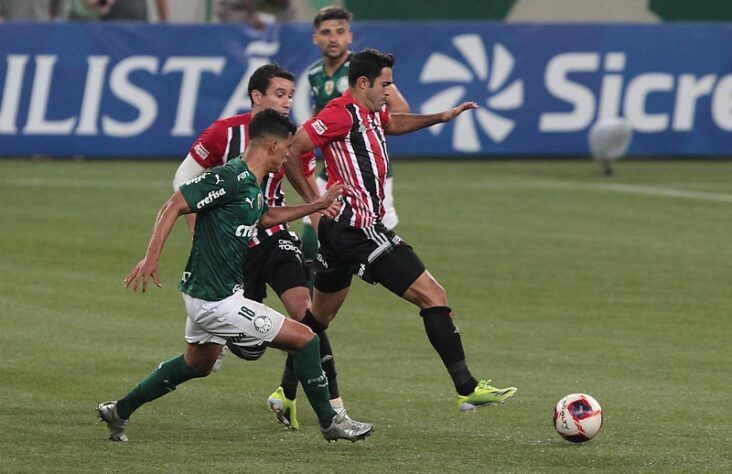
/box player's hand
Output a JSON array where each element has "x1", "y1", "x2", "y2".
[
  {"x1": 124, "y1": 257, "x2": 162, "y2": 293},
  {"x1": 317, "y1": 182, "x2": 348, "y2": 218},
  {"x1": 442, "y1": 101, "x2": 479, "y2": 122}
]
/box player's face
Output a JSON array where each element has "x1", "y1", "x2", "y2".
[
  {"x1": 269, "y1": 133, "x2": 294, "y2": 172},
  {"x1": 313, "y1": 19, "x2": 352, "y2": 61},
  {"x1": 365, "y1": 67, "x2": 393, "y2": 113},
  {"x1": 255, "y1": 77, "x2": 295, "y2": 116}
]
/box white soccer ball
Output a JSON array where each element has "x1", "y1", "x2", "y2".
[
  {"x1": 553, "y1": 393, "x2": 603, "y2": 443},
  {"x1": 589, "y1": 118, "x2": 633, "y2": 162}
]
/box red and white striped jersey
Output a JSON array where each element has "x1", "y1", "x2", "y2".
[
  {"x1": 188, "y1": 112, "x2": 315, "y2": 246},
  {"x1": 302, "y1": 91, "x2": 390, "y2": 228}
]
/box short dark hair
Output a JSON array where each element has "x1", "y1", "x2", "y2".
[
  {"x1": 313, "y1": 6, "x2": 352, "y2": 28},
  {"x1": 348, "y1": 48, "x2": 395, "y2": 87},
  {"x1": 249, "y1": 108, "x2": 296, "y2": 141},
  {"x1": 247, "y1": 64, "x2": 295, "y2": 102}
]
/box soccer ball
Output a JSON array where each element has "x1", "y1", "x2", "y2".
[{"x1": 553, "y1": 393, "x2": 603, "y2": 443}]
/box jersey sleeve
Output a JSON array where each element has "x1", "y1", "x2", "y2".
[
  {"x1": 301, "y1": 150, "x2": 316, "y2": 177},
  {"x1": 179, "y1": 166, "x2": 236, "y2": 213},
  {"x1": 379, "y1": 105, "x2": 390, "y2": 127},
  {"x1": 302, "y1": 105, "x2": 352, "y2": 148},
  {"x1": 188, "y1": 121, "x2": 228, "y2": 168}
]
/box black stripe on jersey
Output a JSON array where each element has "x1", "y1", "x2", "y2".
[
  {"x1": 370, "y1": 114, "x2": 389, "y2": 169},
  {"x1": 226, "y1": 126, "x2": 242, "y2": 162},
  {"x1": 345, "y1": 104, "x2": 380, "y2": 218}
]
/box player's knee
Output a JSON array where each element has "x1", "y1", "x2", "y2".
[
  {"x1": 291, "y1": 322, "x2": 316, "y2": 350},
  {"x1": 410, "y1": 274, "x2": 448, "y2": 309}
]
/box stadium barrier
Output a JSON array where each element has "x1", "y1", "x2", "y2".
[{"x1": 1, "y1": 21, "x2": 732, "y2": 157}]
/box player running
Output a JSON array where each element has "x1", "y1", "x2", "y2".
[
  {"x1": 283, "y1": 49, "x2": 518, "y2": 414},
  {"x1": 299, "y1": 6, "x2": 409, "y2": 264},
  {"x1": 97, "y1": 109, "x2": 373, "y2": 443},
  {"x1": 172, "y1": 64, "x2": 347, "y2": 429}
]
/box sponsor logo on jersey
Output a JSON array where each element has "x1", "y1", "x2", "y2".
[
  {"x1": 235, "y1": 223, "x2": 257, "y2": 238},
  {"x1": 185, "y1": 172, "x2": 210, "y2": 185},
  {"x1": 237, "y1": 171, "x2": 250, "y2": 181},
  {"x1": 312, "y1": 119, "x2": 328, "y2": 135},
  {"x1": 193, "y1": 143, "x2": 209, "y2": 159},
  {"x1": 214, "y1": 174, "x2": 223, "y2": 184},
  {"x1": 196, "y1": 188, "x2": 226, "y2": 209},
  {"x1": 278, "y1": 239, "x2": 302, "y2": 254},
  {"x1": 244, "y1": 197, "x2": 254, "y2": 208}
]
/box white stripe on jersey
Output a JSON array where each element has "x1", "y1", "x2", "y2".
[
  {"x1": 363, "y1": 225, "x2": 391, "y2": 263},
  {"x1": 223, "y1": 127, "x2": 232, "y2": 161}
]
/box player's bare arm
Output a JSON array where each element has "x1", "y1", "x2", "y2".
[
  {"x1": 259, "y1": 183, "x2": 345, "y2": 228},
  {"x1": 385, "y1": 101, "x2": 479, "y2": 136},
  {"x1": 124, "y1": 191, "x2": 191, "y2": 293},
  {"x1": 284, "y1": 127, "x2": 319, "y2": 203}
]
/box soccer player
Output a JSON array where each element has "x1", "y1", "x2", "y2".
[
  {"x1": 299, "y1": 6, "x2": 409, "y2": 263},
  {"x1": 173, "y1": 64, "x2": 345, "y2": 429},
  {"x1": 97, "y1": 109, "x2": 373, "y2": 443},
  {"x1": 283, "y1": 49, "x2": 518, "y2": 413}
]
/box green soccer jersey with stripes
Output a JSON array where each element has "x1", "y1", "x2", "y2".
[{"x1": 178, "y1": 159, "x2": 267, "y2": 301}]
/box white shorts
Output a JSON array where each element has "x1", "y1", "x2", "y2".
[
  {"x1": 182, "y1": 290, "x2": 286, "y2": 348},
  {"x1": 303, "y1": 176, "x2": 398, "y2": 230}
]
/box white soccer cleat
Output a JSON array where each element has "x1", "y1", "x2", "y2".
[
  {"x1": 97, "y1": 401, "x2": 129, "y2": 442},
  {"x1": 320, "y1": 409, "x2": 373, "y2": 443}
]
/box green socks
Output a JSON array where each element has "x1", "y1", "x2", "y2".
[
  {"x1": 292, "y1": 335, "x2": 337, "y2": 429},
  {"x1": 116, "y1": 354, "x2": 205, "y2": 419}
]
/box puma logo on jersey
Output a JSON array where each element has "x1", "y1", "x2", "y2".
[
  {"x1": 244, "y1": 197, "x2": 254, "y2": 208},
  {"x1": 214, "y1": 174, "x2": 223, "y2": 185}
]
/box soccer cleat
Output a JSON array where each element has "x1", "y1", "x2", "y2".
[
  {"x1": 320, "y1": 410, "x2": 374, "y2": 443},
  {"x1": 267, "y1": 386, "x2": 300, "y2": 430},
  {"x1": 97, "y1": 401, "x2": 129, "y2": 442},
  {"x1": 457, "y1": 379, "x2": 518, "y2": 411}
]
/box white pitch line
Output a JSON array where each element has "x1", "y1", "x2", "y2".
[{"x1": 573, "y1": 182, "x2": 732, "y2": 203}]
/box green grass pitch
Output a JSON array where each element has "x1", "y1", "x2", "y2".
[{"x1": 0, "y1": 158, "x2": 730, "y2": 473}]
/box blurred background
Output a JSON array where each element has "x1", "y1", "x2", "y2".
[{"x1": 1, "y1": 0, "x2": 731, "y2": 159}]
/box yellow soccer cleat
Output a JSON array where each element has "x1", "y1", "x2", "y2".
[
  {"x1": 457, "y1": 380, "x2": 517, "y2": 411},
  {"x1": 267, "y1": 386, "x2": 299, "y2": 430}
]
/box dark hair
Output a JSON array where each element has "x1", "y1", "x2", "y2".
[
  {"x1": 313, "y1": 6, "x2": 352, "y2": 27},
  {"x1": 249, "y1": 108, "x2": 296, "y2": 141},
  {"x1": 247, "y1": 64, "x2": 295, "y2": 102},
  {"x1": 348, "y1": 48, "x2": 395, "y2": 87}
]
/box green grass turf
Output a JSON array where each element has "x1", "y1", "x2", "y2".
[{"x1": 0, "y1": 158, "x2": 730, "y2": 473}]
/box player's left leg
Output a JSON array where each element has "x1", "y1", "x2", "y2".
[
  {"x1": 97, "y1": 341, "x2": 216, "y2": 442},
  {"x1": 371, "y1": 246, "x2": 517, "y2": 411},
  {"x1": 269, "y1": 318, "x2": 373, "y2": 441},
  {"x1": 262, "y1": 233, "x2": 344, "y2": 428}
]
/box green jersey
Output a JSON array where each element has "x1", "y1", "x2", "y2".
[
  {"x1": 308, "y1": 52, "x2": 393, "y2": 178},
  {"x1": 308, "y1": 52, "x2": 354, "y2": 114},
  {"x1": 178, "y1": 159, "x2": 267, "y2": 301}
]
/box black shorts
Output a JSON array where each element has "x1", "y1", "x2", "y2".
[
  {"x1": 242, "y1": 231, "x2": 309, "y2": 303},
  {"x1": 313, "y1": 218, "x2": 426, "y2": 296}
]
